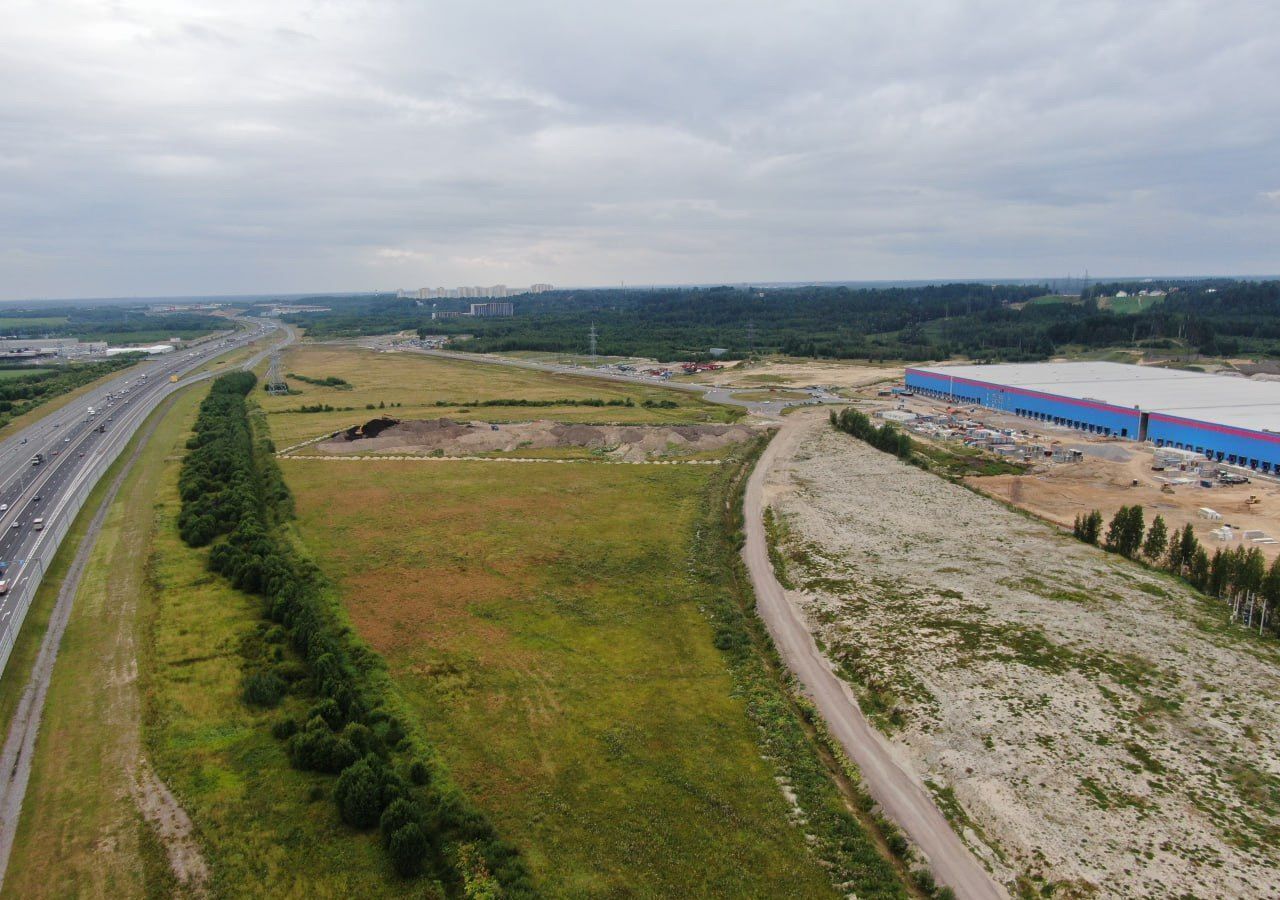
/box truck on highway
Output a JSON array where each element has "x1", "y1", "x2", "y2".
[
  {"x1": 30, "y1": 453, "x2": 43, "y2": 466},
  {"x1": 0, "y1": 580, "x2": 8, "y2": 595},
  {"x1": 33, "y1": 518, "x2": 44, "y2": 531}
]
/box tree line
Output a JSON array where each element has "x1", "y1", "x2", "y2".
[
  {"x1": 0, "y1": 356, "x2": 140, "y2": 425},
  {"x1": 830, "y1": 408, "x2": 914, "y2": 460},
  {"x1": 178, "y1": 371, "x2": 534, "y2": 893},
  {"x1": 279, "y1": 278, "x2": 1280, "y2": 363},
  {"x1": 1073, "y1": 505, "x2": 1277, "y2": 635}
]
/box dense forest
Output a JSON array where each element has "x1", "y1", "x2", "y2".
[
  {"x1": 0, "y1": 306, "x2": 224, "y2": 342},
  {"x1": 280, "y1": 278, "x2": 1280, "y2": 363}
]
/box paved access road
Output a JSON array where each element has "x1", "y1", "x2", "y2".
[
  {"x1": 742, "y1": 411, "x2": 1006, "y2": 900},
  {"x1": 0, "y1": 317, "x2": 287, "y2": 674}
]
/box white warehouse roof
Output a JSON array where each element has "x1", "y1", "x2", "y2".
[{"x1": 910, "y1": 361, "x2": 1280, "y2": 435}]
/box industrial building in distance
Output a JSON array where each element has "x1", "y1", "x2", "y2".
[{"x1": 905, "y1": 361, "x2": 1280, "y2": 473}]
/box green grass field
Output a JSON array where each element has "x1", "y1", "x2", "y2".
[
  {"x1": 1100, "y1": 293, "x2": 1165, "y2": 314},
  {"x1": 285, "y1": 458, "x2": 843, "y2": 896},
  {"x1": 259, "y1": 346, "x2": 738, "y2": 447},
  {"x1": 0, "y1": 367, "x2": 55, "y2": 380}
]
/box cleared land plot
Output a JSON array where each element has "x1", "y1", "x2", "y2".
[
  {"x1": 767, "y1": 417, "x2": 1280, "y2": 899},
  {"x1": 313, "y1": 418, "x2": 758, "y2": 462},
  {"x1": 259, "y1": 346, "x2": 737, "y2": 447},
  {"x1": 674, "y1": 357, "x2": 902, "y2": 391},
  {"x1": 285, "y1": 458, "x2": 841, "y2": 897},
  {"x1": 972, "y1": 448, "x2": 1280, "y2": 561}
]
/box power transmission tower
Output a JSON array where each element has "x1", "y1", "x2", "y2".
[
  {"x1": 746, "y1": 321, "x2": 757, "y2": 356},
  {"x1": 588, "y1": 322, "x2": 598, "y2": 363},
  {"x1": 265, "y1": 351, "x2": 289, "y2": 394}
]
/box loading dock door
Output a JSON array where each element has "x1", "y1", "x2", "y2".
[{"x1": 1138, "y1": 412, "x2": 1150, "y2": 442}]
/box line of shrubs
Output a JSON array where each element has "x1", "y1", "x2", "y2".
[
  {"x1": 178, "y1": 371, "x2": 534, "y2": 893},
  {"x1": 284, "y1": 403, "x2": 357, "y2": 414},
  {"x1": 287, "y1": 372, "x2": 352, "y2": 388},
  {"x1": 1073, "y1": 504, "x2": 1279, "y2": 635},
  {"x1": 433, "y1": 397, "x2": 637, "y2": 408},
  {"x1": 830, "y1": 408, "x2": 914, "y2": 460}
]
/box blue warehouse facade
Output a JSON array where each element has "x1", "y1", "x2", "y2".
[{"x1": 905, "y1": 362, "x2": 1280, "y2": 474}]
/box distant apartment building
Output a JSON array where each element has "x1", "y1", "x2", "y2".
[
  {"x1": 410, "y1": 283, "x2": 550, "y2": 300},
  {"x1": 469, "y1": 301, "x2": 514, "y2": 317}
]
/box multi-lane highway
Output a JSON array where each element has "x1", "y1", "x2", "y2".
[{"x1": 0, "y1": 317, "x2": 288, "y2": 676}]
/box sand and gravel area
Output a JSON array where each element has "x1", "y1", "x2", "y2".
[
  {"x1": 766, "y1": 416, "x2": 1280, "y2": 898},
  {"x1": 684, "y1": 358, "x2": 902, "y2": 391},
  {"x1": 316, "y1": 418, "x2": 759, "y2": 461}
]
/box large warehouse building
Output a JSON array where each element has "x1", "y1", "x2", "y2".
[{"x1": 905, "y1": 362, "x2": 1280, "y2": 473}]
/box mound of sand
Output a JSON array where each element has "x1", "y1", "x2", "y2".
[{"x1": 319, "y1": 418, "x2": 758, "y2": 461}]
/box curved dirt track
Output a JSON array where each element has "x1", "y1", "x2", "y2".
[{"x1": 742, "y1": 411, "x2": 1005, "y2": 900}]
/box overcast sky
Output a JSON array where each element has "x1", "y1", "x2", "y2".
[{"x1": 2, "y1": 1, "x2": 1278, "y2": 299}]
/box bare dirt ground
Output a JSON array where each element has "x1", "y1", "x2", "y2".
[
  {"x1": 686, "y1": 358, "x2": 902, "y2": 391},
  {"x1": 972, "y1": 450, "x2": 1280, "y2": 561},
  {"x1": 766, "y1": 415, "x2": 1280, "y2": 898},
  {"x1": 316, "y1": 418, "x2": 759, "y2": 462}
]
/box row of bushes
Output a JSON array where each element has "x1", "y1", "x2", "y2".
[
  {"x1": 179, "y1": 372, "x2": 534, "y2": 892},
  {"x1": 287, "y1": 372, "x2": 352, "y2": 388},
  {"x1": 432, "y1": 397, "x2": 637, "y2": 408},
  {"x1": 284, "y1": 403, "x2": 357, "y2": 414},
  {"x1": 1073, "y1": 504, "x2": 1280, "y2": 635},
  {"x1": 830, "y1": 408, "x2": 914, "y2": 460}
]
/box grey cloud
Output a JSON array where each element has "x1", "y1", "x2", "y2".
[{"x1": 1, "y1": 0, "x2": 1279, "y2": 299}]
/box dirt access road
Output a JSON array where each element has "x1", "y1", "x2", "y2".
[{"x1": 743, "y1": 411, "x2": 1005, "y2": 900}]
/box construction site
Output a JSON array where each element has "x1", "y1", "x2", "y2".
[
  {"x1": 310, "y1": 417, "x2": 759, "y2": 462},
  {"x1": 857, "y1": 369, "x2": 1280, "y2": 559}
]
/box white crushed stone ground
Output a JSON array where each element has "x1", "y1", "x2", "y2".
[{"x1": 767, "y1": 417, "x2": 1280, "y2": 899}]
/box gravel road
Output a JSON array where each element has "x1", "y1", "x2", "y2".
[{"x1": 742, "y1": 411, "x2": 1006, "y2": 900}]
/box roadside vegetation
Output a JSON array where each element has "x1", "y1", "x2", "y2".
[
  {"x1": 0, "y1": 356, "x2": 140, "y2": 430},
  {"x1": 176, "y1": 372, "x2": 528, "y2": 892}
]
